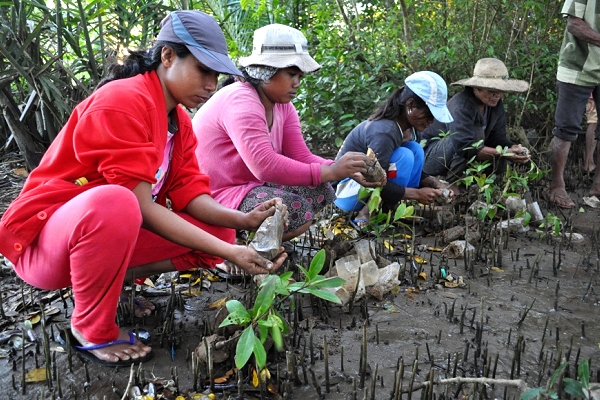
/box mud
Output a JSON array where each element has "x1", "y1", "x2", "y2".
[{"x1": 0, "y1": 140, "x2": 599, "y2": 400}]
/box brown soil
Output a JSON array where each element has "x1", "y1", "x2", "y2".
[{"x1": 0, "y1": 140, "x2": 599, "y2": 400}]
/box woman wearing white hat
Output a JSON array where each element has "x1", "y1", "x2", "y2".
[
  {"x1": 421, "y1": 58, "x2": 531, "y2": 187},
  {"x1": 193, "y1": 24, "x2": 380, "y2": 255}
]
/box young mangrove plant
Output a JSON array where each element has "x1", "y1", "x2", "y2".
[{"x1": 219, "y1": 249, "x2": 345, "y2": 370}]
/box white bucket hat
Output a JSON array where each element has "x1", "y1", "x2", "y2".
[
  {"x1": 452, "y1": 58, "x2": 529, "y2": 93},
  {"x1": 238, "y1": 24, "x2": 321, "y2": 73}
]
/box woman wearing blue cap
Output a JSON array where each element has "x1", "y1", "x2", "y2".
[
  {"x1": 0, "y1": 11, "x2": 287, "y2": 367},
  {"x1": 334, "y1": 71, "x2": 454, "y2": 225}
]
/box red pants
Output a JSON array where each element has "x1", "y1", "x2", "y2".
[{"x1": 14, "y1": 185, "x2": 234, "y2": 343}]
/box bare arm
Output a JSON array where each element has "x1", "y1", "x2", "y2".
[
  {"x1": 567, "y1": 16, "x2": 600, "y2": 47},
  {"x1": 132, "y1": 182, "x2": 284, "y2": 274}
]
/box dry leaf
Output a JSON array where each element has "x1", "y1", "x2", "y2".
[
  {"x1": 13, "y1": 168, "x2": 28, "y2": 177},
  {"x1": 25, "y1": 368, "x2": 47, "y2": 382},
  {"x1": 413, "y1": 255, "x2": 427, "y2": 264},
  {"x1": 206, "y1": 297, "x2": 228, "y2": 310}
]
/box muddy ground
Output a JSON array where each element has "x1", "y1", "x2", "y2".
[{"x1": 0, "y1": 137, "x2": 599, "y2": 400}]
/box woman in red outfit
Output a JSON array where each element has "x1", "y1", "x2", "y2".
[{"x1": 0, "y1": 11, "x2": 286, "y2": 366}]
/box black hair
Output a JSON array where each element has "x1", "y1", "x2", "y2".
[
  {"x1": 217, "y1": 67, "x2": 263, "y2": 91},
  {"x1": 368, "y1": 86, "x2": 428, "y2": 121},
  {"x1": 96, "y1": 41, "x2": 191, "y2": 89}
]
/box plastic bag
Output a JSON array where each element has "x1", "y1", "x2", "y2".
[{"x1": 249, "y1": 205, "x2": 284, "y2": 260}]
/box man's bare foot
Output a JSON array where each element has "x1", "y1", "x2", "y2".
[
  {"x1": 120, "y1": 292, "x2": 155, "y2": 318},
  {"x1": 71, "y1": 325, "x2": 152, "y2": 364},
  {"x1": 548, "y1": 188, "x2": 575, "y2": 209},
  {"x1": 589, "y1": 180, "x2": 600, "y2": 197}
]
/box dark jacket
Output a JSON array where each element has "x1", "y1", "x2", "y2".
[{"x1": 421, "y1": 87, "x2": 514, "y2": 160}]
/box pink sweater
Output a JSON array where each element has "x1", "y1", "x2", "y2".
[{"x1": 192, "y1": 81, "x2": 333, "y2": 209}]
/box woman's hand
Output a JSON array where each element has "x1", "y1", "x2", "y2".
[
  {"x1": 351, "y1": 172, "x2": 387, "y2": 188},
  {"x1": 228, "y1": 246, "x2": 287, "y2": 275},
  {"x1": 405, "y1": 187, "x2": 442, "y2": 204},
  {"x1": 244, "y1": 198, "x2": 288, "y2": 231},
  {"x1": 322, "y1": 152, "x2": 368, "y2": 182}
]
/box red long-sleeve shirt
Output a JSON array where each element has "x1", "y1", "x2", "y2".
[{"x1": 0, "y1": 71, "x2": 211, "y2": 264}]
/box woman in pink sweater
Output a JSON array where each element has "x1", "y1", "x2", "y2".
[{"x1": 193, "y1": 24, "x2": 380, "y2": 246}]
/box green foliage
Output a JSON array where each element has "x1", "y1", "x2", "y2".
[
  {"x1": 2, "y1": 0, "x2": 565, "y2": 168},
  {"x1": 522, "y1": 360, "x2": 598, "y2": 400},
  {"x1": 219, "y1": 249, "x2": 345, "y2": 370},
  {"x1": 536, "y1": 212, "x2": 562, "y2": 239}
]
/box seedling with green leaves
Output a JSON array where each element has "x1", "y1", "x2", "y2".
[
  {"x1": 521, "y1": 359, "x2": 598, "y2": 399},
  {"x1": 219, "y1": 249, "x2": 345, "y2": 370}
]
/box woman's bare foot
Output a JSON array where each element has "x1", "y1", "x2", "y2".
[
  {"x1": 215, "y1": 260, "x2": 245, "y2": 276},
  {"x1": 71, "y1": 325, "x2": 152, "y2": 364},
  {"x1": 120, "y1": 291, "x2": 155, "y2": 318}
]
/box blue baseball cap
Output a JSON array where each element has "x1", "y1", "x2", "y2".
[
  {"x1": 157, "y1": 11, "x2": 242, "y2": 76},
  {"x1": 405, "y1": 71, "x2": 453, "y2": 123}
]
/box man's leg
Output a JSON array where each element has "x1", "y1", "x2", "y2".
[
  {"x1": 550, "y1": 81, "x2": 592, "y2": 208},
  {"x1": 585, "y1": 122, "x2": 597, "y2": 172},
  {"x1": 584, "y1": 96, "x2": 597, "y2": 172}
]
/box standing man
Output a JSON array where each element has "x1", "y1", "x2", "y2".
[{"x1": 550, "y1": 0, "x2": 600, "y2": 209}]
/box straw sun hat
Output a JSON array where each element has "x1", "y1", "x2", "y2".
[
  {"x1": 452, "y1": 58, "x2": 529, "y2": 93},
  {"x1": 238, "y1": 24, "x2": 321, "y2": 73}
]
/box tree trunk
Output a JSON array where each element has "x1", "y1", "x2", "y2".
[{"x1": 0, "y1": 89, "x2": 45, "y2": 170}]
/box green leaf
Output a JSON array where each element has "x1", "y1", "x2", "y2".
[
  {"x1": 520, "y1": 388, "x2": 545, "y2": 400},
  {"x1": 252, "y1": 277, "x2": 276, "y2": 318},
  {"x1": 270, "y1": 324, "x2": 283, "y2": 351},
  {"x1": 393, "y1": 203, "x2": 407, "y2": 221},
  {"x1": 301, "y1": 286, "x2": 342, "y2": 304},
  {"x1": 226, "y1": 299, "x2": 248, "y2": 315},
  {"x1": 296, "y1": 265, "x2": 310, "y2": 279},
  {"x1": 522, "y1": 212, "x2": 531, "y2": 226},
  {"x1": 235, "y1": 327, "x2": 256, "y2": 369},
  {"x1": 257, "y1": 323, "x2": 269, "y2": 343},
  {"x1": 309, "y1": 276, "x2": 346, "y2": 288},
  {"x1": 219, "y1": 310, "x2": 251, "y2": 327},
  {"x1": 564, "y1": 378, "x2": 586, "y2": 397},
  {"x1": 253, "y1": 336, "x2": 267, "y2": 370},
  {"x1": 549, "y1": 362, "x2": 568, "y2": 388},
  {"x1": 578, "y1": 359, "x2": 590, "y2": 388},
  {"x1": 308, "y1": 249, "x2": 326, "y2": 280}
]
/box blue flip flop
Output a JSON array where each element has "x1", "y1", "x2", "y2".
[
  {"x1": 58, "y1": 329, "x2": 153, "y2": 367},
  {"x1": 351, "y1": 219, "x2": 369, "y2": 230}
]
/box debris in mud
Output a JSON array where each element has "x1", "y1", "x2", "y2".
[
  {"x1": 583, "y1": 195, "x2": 600, "y2": 208},
  {"x1": 325, "y1": 239, "x2": 402, "y2": 305},
  {"x1": 442, "y1": 239, "x2": 475, "y2": 259}
]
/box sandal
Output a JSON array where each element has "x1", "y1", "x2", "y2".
[
  {"x1": 545, "y1": 192, "x2": 575, "y2": 209},
  {"x1": 58, "y1": 329, "x2": 153, "y2": 367}
]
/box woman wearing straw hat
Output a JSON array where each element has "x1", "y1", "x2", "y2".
[
  {"x1": 193, "y1": 24, "x2": 381, "y2": 263},
  {"x1": 421, "y1": 58, "x2": 531, "y2": 188}
]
